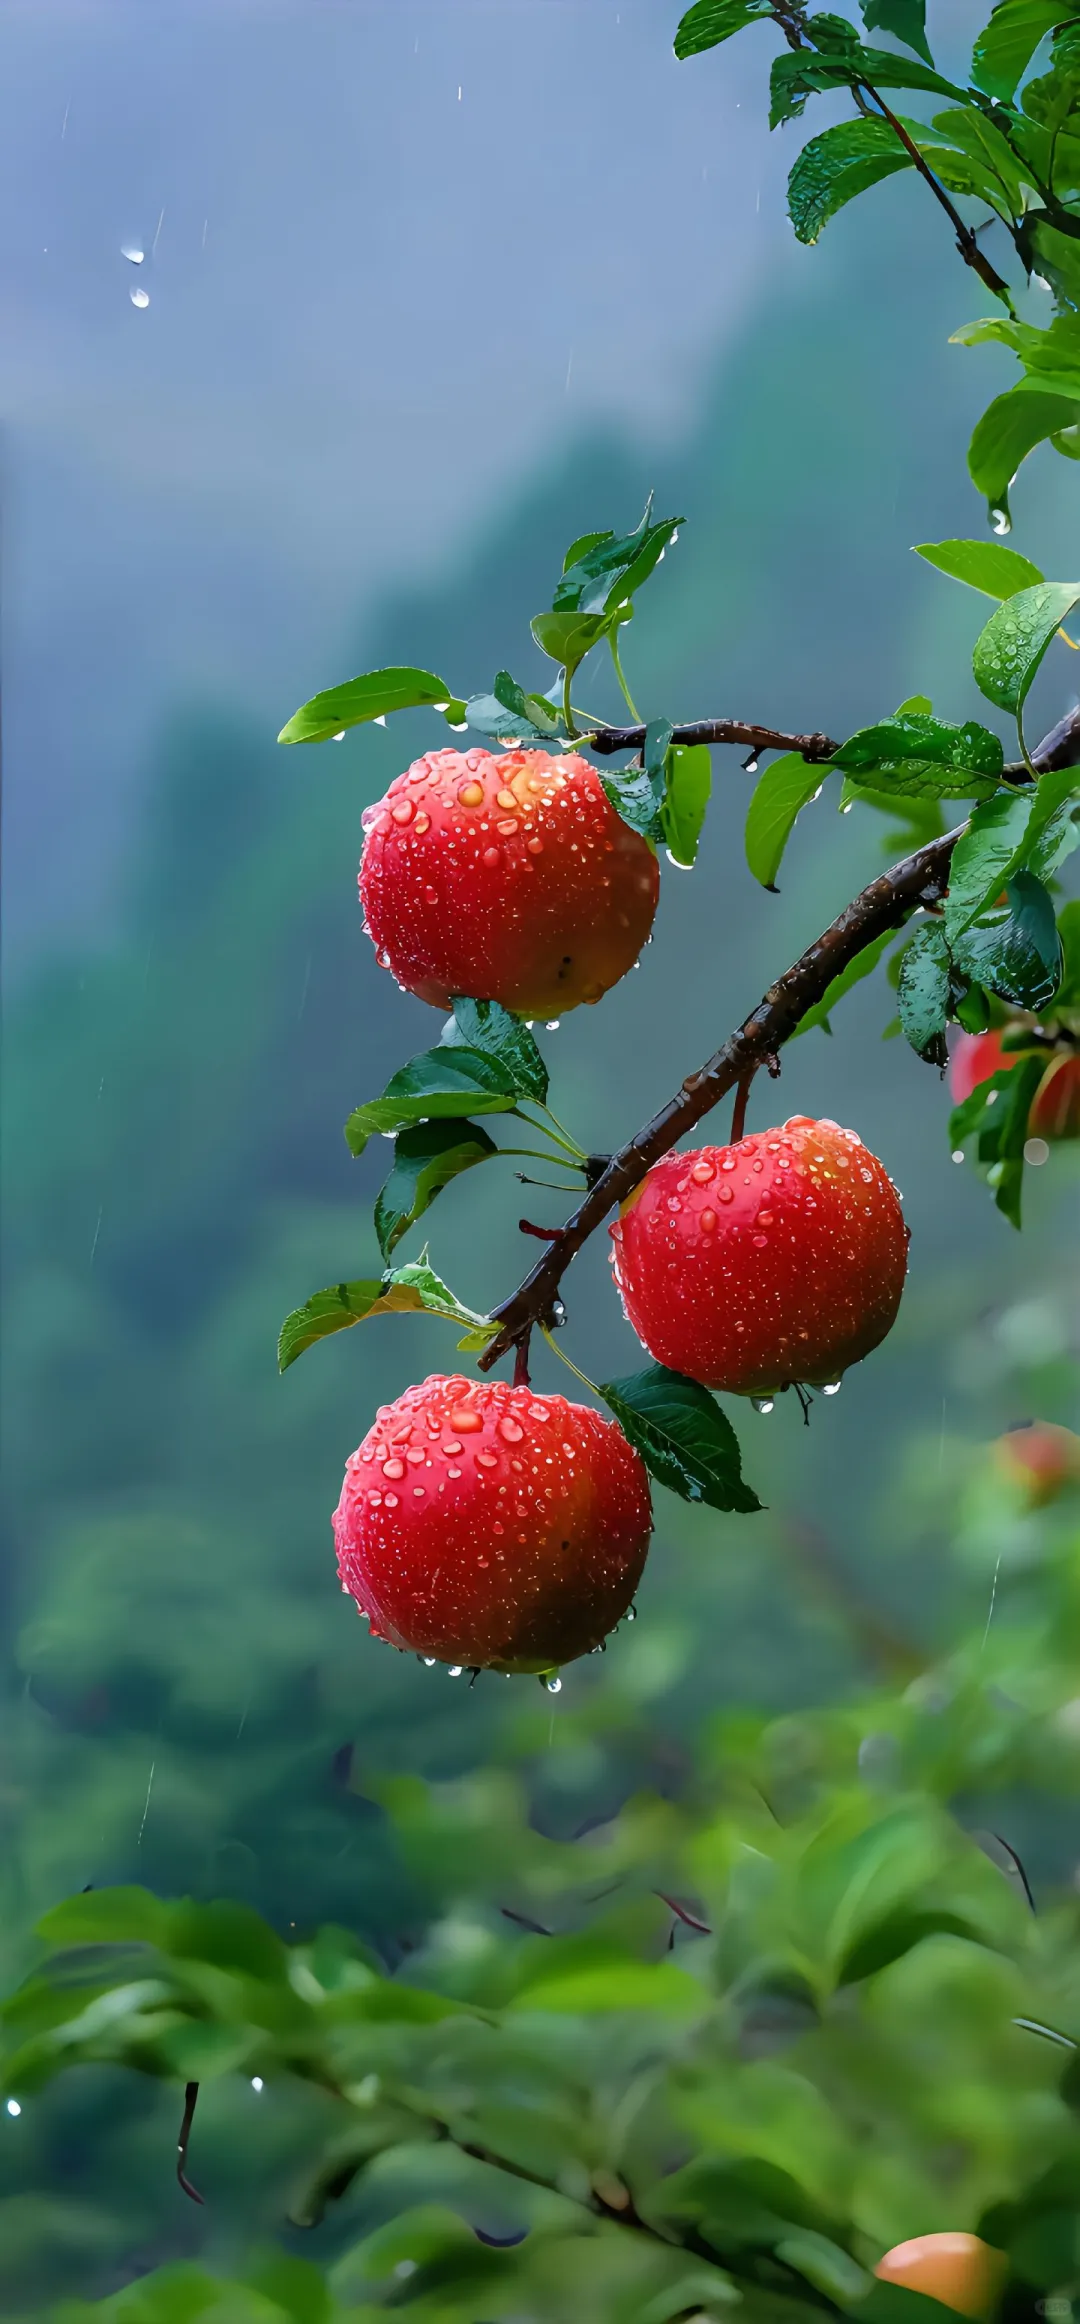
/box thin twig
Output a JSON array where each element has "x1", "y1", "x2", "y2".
[
  {"x1": 860, "y1": 81, "x2": 1015, "y2": 306},
  {"x1": 730, "y1": 1072, "x2": 755, "y2": 1146},
  {"x1": 478, "y1": 707, "x2": 1079, "y2": 1372},
  {"x1": 177, "y1": 2081, "x2": 205, "y2": 2205}
]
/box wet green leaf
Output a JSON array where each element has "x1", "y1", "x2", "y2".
[
  {"x1": 915, "y1": 536, "x2": 1044, "y2": 598},
  {"x1": 951, "y1": 872, "x2": 1063, "y2": 1010},
  {"x1": 787, "y1": 117, "x2": 913, "y2": 244},
  {"x1": 973, "y1": 579, "x2": 1080, "y2": 720},
  {"x1": 374, "y1": 1119, "x2": 499, "y2": 1260},
  {"x1": 968, "y1": 388, "x2": 1080, "y2": 524},
  {"x1": 600, "y1": 1365, "x2": 762, "y2": 1513},
  {"x1": 674, "y1": 0, "x2": 775, "y2": 58},
  {"x1": 897, "y1": 920, "x2": 951, "y2": 1061},
  {"x1": 530, "y1": 609, "x2": 612, "y2": 681},
  {"x1": 446, "y1": 997, "x2": 549, "y2": 1104},
  {"x1": 944, "y1": 788, "x2": 1035, "y2": 940},
  {"x1": 770, "y1": 41, "x2": 964, "y2": 128},
  {"x1": 278, "y1": 667, "x2": 455, "y2": 746},
  {"x1": 744, "y1": 753, "x2": 831, "y2": 889},
  {"x1": 836, "y1": 713, "x2": 1003, "y2": 797},
  {"x1": 949, "y1": 1052, "x2": 1047, "y2": 1226},
  {"x1": 663, "y1": 741, "x2": 713, "y2": 866},
  {"x1": 344, "y1": 1047, "x2": 518, "y2": 1156},
  {"x1": 601, "y1": 718, "x2": 671, "y2": 842},
  {"x1": 278, "y1": 1262, "x2": 492, "y2": 1371},
  {"x1": 553, "y1": 501, "x2": 682, "y2": 617}
]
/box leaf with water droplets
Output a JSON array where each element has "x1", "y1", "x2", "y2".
[
  {"x1": 836, "y1": 713, "x2": 1003, "y2": 798},
  {"x1": 601, "y1": 719, "x2": 671, "y2": 842},
  {"x1": 662, "y1": 742, "x2": 712, "y2": 866},
  {"x1": 278, "y1": 1261, "x2": 492, "y2": 1371},
  {"x1": 770, "y1": 39, "x2": 964, "y2": 129},
  {"x1": 744, "y1": 752, "x2": 832, "y2": 890},
  {"x1": 944, "y1": 787, "x2": 1035, "y2": 941},
  {"x1": 915, "y1": 537, "x2": 1044, "y2": 600},
  {"x1": 599, "y1": 1365, "x2": 762, "y2": 1514},
  {"x1": 344, "y1": 1047, "x2": 519, "y2": 1157},
  {"x1": 553, "y1": 501, "x2": 683, "y2": 617},
  {"x1": 951, "y1": 871, "x2": 1063, "y2": 1011},
  {"x1": 278, "y1": 667, "x2": 457, "y2": 746},
  {"x1": 674, "y1": 0, "x2": 774, "y2": 58},
  {"x1": 897, "y1": 920, "x2": 951, "y2": 1063},
  {"x1": 446, "y1": 997, "x2": 549, "y2": 1105},
  {"x1": 972, "y1": 578, "x2": 1080, "y2": 721},
  {"x1": 374, "y1": 1118, "x2": 499, "y2": 1260},
  {"x1": 787, "y1": 116, "x2": 914, "y2": 246},
  {"x1": 967, "y1": 388, "x2": 1080, "y2": 529}
]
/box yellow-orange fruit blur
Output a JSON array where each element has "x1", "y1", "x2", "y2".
[{"x1": 874, "y1": 2234, "x2": 1006, "y2": 2319}]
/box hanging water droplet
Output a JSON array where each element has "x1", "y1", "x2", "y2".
[
  {"x1": 751, "y1": 1396, "x2": 774, "y2": 1415},
  {"x1": 991, "y1": 504, "x2": 1011, "y2": 536},
  {"x1": 448, "y1": 1666, "x2": 464, "y2": 1678},
  {"x1": 130, "y1": 287, "x2": 150, "y2": 309},
  {"x1": 550, "y1": 1298, "x2": 567, "y2": 1327},
  {"x1": 250, "y1": 2076, "x2": 264, "y2": 2092},
  {"x1": 546, "y1": 1019, "x2": 560, "y2": 1031},
  {"x1": 625, "y1": 1603, "x2": 637, "y2": 1622},
  {"x1": 332, "y1": 730, "x2": 345, "y2": 741},
  {"x1": 540, "y1": 1674, "x2": 562, "y2": 1692},
  {"x1": 952, "y1": 1149, "x2": 965, "y2": 1164},
  {"x1": 742, "y1": 751, "x2": 759, "y2": 775},
  {"x1": 840, "y1": 801, "x2": 853, "y2": 815},
  {"x1": 664, "y1": 848, "x2": 692, "y2": 869},
  {"x1": 822, "y1": 1380, "x2": 842, "y2": 1396},
  {"x1": 121, "y1": 244, "x2": 144, "y2": 264},
  {"x1": 423, "y1": 1657, "x2": 437, "y2": 1667},
  {"x1": 373, "y1": 714, "x2": 387, "y2": 727}
]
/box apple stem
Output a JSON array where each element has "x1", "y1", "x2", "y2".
[{"x1": 730, "y1": 1071, "x2": 755, "y2": 1145}]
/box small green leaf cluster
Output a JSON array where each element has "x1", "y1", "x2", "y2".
[{"x1": 673, "y1": 0, "x2": 1080, "y2": 524}]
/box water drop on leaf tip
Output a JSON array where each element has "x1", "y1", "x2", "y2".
[
  {"x1": 449, "y1": 1665, "x2": 463, "y2": 1678},
  {"x1": 822, "y1": 1380, "x2": 841, "y2": 1396},
  {"x1": 751, "y1": 1397, "x2": 774, "y2": 1415}
]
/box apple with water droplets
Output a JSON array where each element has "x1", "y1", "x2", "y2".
[
  {"x1": 610, "y1": 1117, "x2": 908, "y2": 1396},
  {"x1": 333, "y1": 1374, "x2": 652, "y2": 1673},
  {"x1": 358, "y1": 747, "x2": 659, "y2": 1016}
]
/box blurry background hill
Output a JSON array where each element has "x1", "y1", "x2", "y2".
[{"x1": 1, "y1": 0, "x2": 1077, "y2": 2308}]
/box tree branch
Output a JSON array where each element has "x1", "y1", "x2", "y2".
[
  {"x1": 586, "y1": 714, "x2": 1060, "y2": 785},
  {"x1": 478, "y1": 706, "x2": 1080, "y2": 1372},
  {"x1": 859, "y1": 82, "x2": 1015, "y2": 306}
]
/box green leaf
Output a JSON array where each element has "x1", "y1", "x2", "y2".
[
  {"x1": 944, "y1": 788, "x2": 1036, "y2": 939},
  {"x1": 927, "y1": 105, "x2": 1028, "y2": 210},
  {"x1": 861, "y1": 0, "x2": 933, "y2": 61},
  {"x1": 553, "y1": 501, "x2": 683, "y2": 617},
  {"x1": 530, "y1": 609, "x2": 612, "y2": 681},
  {"x1": 836, "y1": 713, "x2": 1003, "y2": 797},
  {"x1": 915, "y1": 537, "x2": 1045, "y2": 598},
  {"x1": 344, "y1": 1047, "x2": 518, "y2": 1157},
  {"x1": 787, "y1": 116, "x2": 913, "y2": 245},
  {"x1": 949, "y1": 1052, "x2": 1047, "y2": 1226},
  {"x1": 838, "y1": 776, "x2": 946, "y2": 849},
  {"x1": 1024, "y1": 763, "x2": 1080, "y2": 879},
  {"x1": 897, "y1": 920, "x2": 952, "y2": 1061},
  {"x1": 971, "y1": 0, "x2": 1073, "y2": 100},
  {"x1": 744, "y1": 752, "x2": 831, "y2": 889},
  {"x1": 278, "y1": 666, "x2": 455, "y2": 746},
  {"x1": 465, "y1": 690, "x2": 564, "y2": 747},
  {"x1": 968, "y1": 388, "x2": 1080, "y2": 523},
  {"x1": 601, "y1": 718, "x2": 672, "y2": 842},
  {"x1": 447, "y1": 996, "x2": 549, "y2": 1104},
  {"x1": 971, "y1": 579, "x2": 1080, "y2": 719},
  {"x1": 950, "y1": 873, "x2": 1064, "y2": 1010},
  {"x1": 662, "y1": 742, "x2": 713, "y2": 866},
  {"x1": 674, "y1": 0, "x2": 775, "y2": 58},
  {"x1": 562, "y1": 528, "x2": 613, "y2": 570},
  {"x1": 1053, "y1": 895, "x2": 1080, "y2": 1002},
  {"x1": 770, "y1": 41, "x2": 964, "y2": 129},
  {"x1": 278, "y1": 1261, "x2": 492, "y2": 1372},
  {"x1": 493, "y1": 669, "x2": 561, "y2": 737},
  {"x1": 36, "y1": 1886, "x2": 171, "y2": 1950},
  {"x1": 790, "y1": 928, "x2": 897, "y2": 1038},
  {"x1": 374, "y1": 1118, "x2": 499, "y2": 1260},
  {"x1": 599, "y1": 1365, "x2": 762, "y2": 1513}
]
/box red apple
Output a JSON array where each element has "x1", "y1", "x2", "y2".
[
  {"x1": 1029, "y1": 1052, "x2": 1080, "y2": 1142},
  {"x1": 949, "y1": 1029, "x2": 1017, "y2": 1107},
  {"x1": 874, "y1": 2234, "x2": 1006, "y2": 2319},
  {"x1": 610, "y1": 1117, "x2": 908, "y2": 1396},
  {"x1": 358, "y1": 747, "x2": 659, "y2": 1016},
  {"x1": 333, "y1": 1375, "x2": 652, "y2": 1673},
  {"x1": 993, "y1": 1421, "x2": 1080, "y2": 1507}
]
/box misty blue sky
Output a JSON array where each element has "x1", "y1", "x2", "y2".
[{"x1": 2, "y1": 0, "x2": 1001, "y2": 963}]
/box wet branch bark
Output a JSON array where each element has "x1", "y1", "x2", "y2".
[{"x1": 478, "y1": 704, "x2": 1080, "y2": 1372}]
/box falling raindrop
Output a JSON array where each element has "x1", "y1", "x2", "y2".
[
  {"x1": 121, "y1": 244, "x2": 144, "y2": 264},
  {"x1": 751, "y1": 1397, "x2": 774, "y2": 1415},
  {"x1": 5, "y1": 2100, "x2": 20, "y2": 2118},
  {"x1": 130, "y1": 287, "x2": 150, "y2": 309},
  {"x1": 251, "y1": 2077, "x2": 264, "y2": 2093},
  {"x1": 822, "y1": 1380, "x2": 842, "y2": 1397}
]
